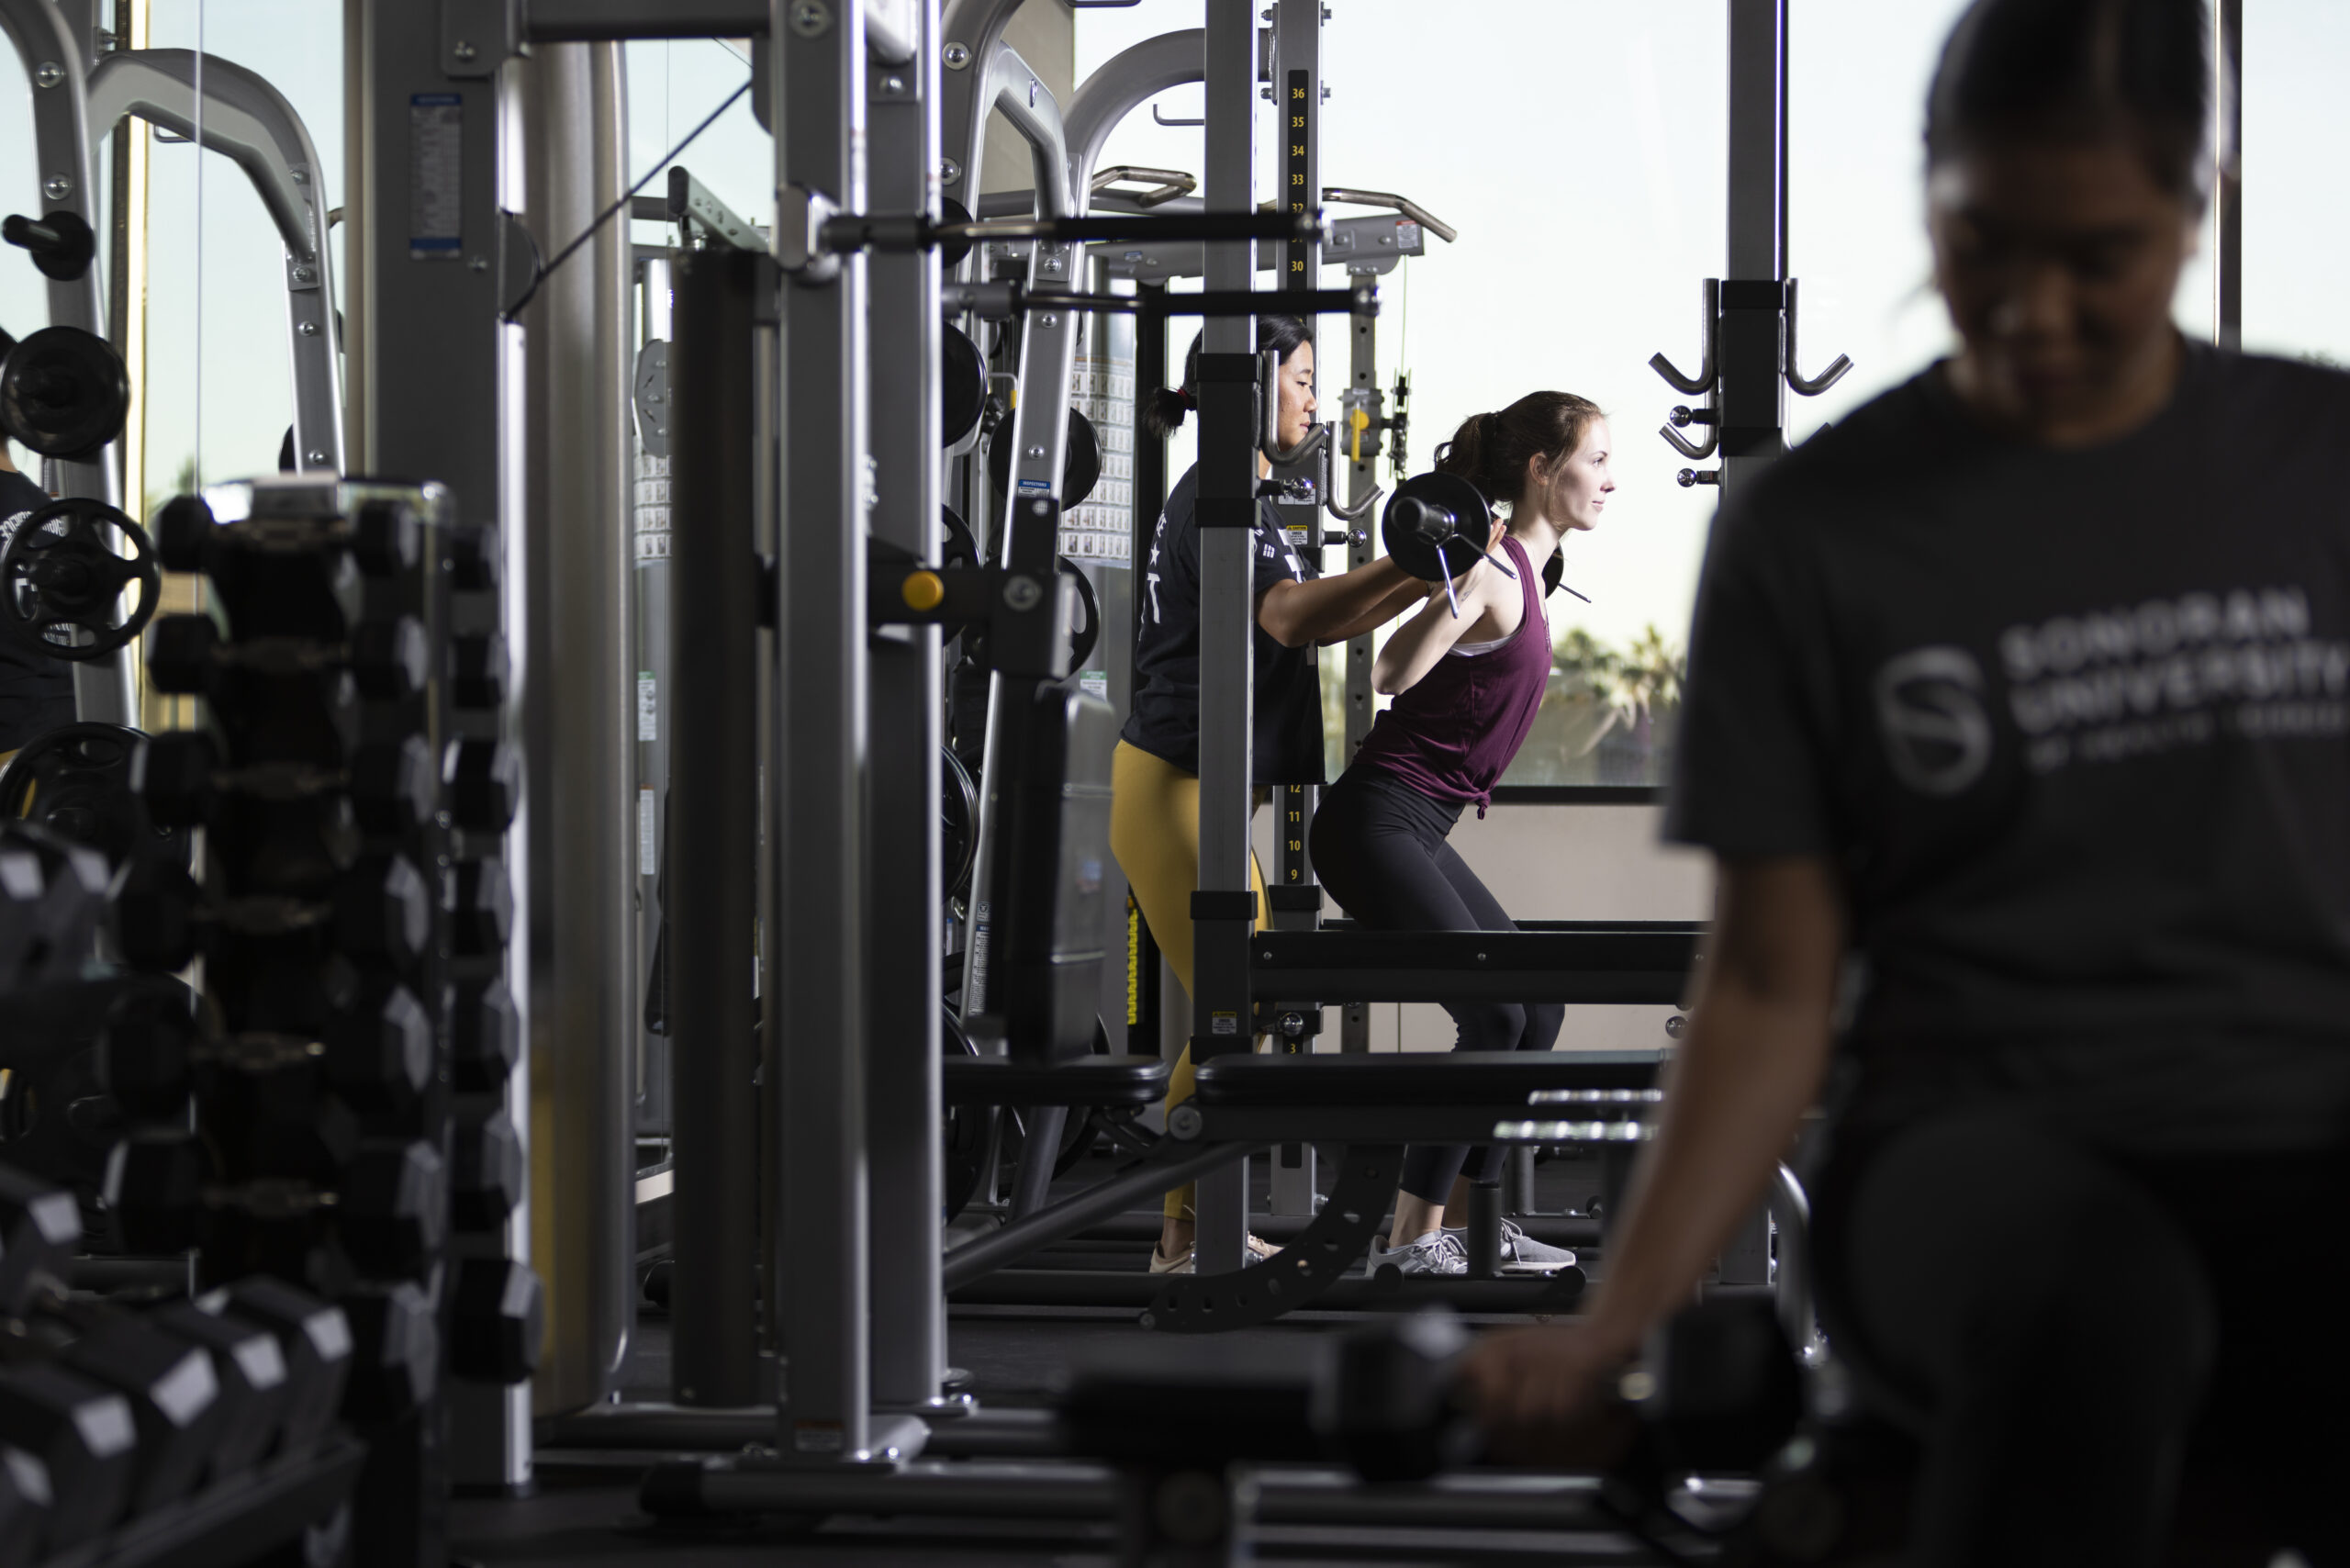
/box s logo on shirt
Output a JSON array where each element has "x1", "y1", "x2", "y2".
[{"x1": 1873, "y1": 645, "x2": 1992, "y2": 797}]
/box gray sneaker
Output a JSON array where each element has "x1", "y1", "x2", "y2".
[
  {"x1": 1367, "y1": 1230, "x2": 1468, "y2": 1278},
  {"x1": 1444, "y1": 1218, "x2": 1578, "y2": 1274}
]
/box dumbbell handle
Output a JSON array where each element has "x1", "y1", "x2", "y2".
[
  {"x1": 203, "y1": 1179, "x2": 340, "y2": 1222},
  {"x1": 188, "y1": 1033, "x2": 327, "y2": 1073}
]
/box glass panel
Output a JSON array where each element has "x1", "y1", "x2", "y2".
[
  {"x1": 622, "y1": 39, "x2": 769, "y2": 254},
  {"x1": 2241, "y1": 2, "x2": 2350, "y2": 364},
  {"x1": 1078, "y1": 1, "x2": 1728, "y2": 790},
  {"x1": 140, "y1": 5, "x2": 347, "y2": 494}
]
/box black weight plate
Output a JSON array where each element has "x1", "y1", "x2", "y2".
[
  {"x1": 1542, "y1": 546, "x2": 1565, "y2": 599},
  {"x1": 1062, "y1": 409, "x2": 1102, "y2": 509},
  {"x1": 937, "y1": 196, "x2": 976, "y2": 270},
  {"x1": 0, "y1": 721, "x2": 180, "y2": 870},
  {"x1": 987, "y1": 407, "x2": 1103, "y2": 512},
  {"x1": 940, "y1": 504, "x2": 980, "y2": 573},
  {"x1": 941, "y1": 745, "x2": 978, "y2": 902},
  {"x1": 0, "y1": 326, "x2": 129, "y2": 460},
  {"x1": 0, "y1": 498, "x2": 162, "y2": 662},
  {"x1": 1058, "y1": 557, "x2": 1100, "y2": 671},
  {"x1": 1380, "y1": 469, "x2": 1492, "y2": 582},
  {"x1": 942, "y1": 326, "x2": 986, "y2": 450}
]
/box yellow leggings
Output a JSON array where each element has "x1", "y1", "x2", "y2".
[{"x1": 1107, "y1": 741, "x2": 1268, "y2": 1222}]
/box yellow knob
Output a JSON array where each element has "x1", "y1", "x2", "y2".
[
  {"x1": 901, "y1": 570, "x2": 946, "y2": 612},
  {"x1": 1348, "y1": 407, "x2": 1370, "y2": 465}
]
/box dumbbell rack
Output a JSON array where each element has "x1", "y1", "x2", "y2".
[{"x1": 116, "y1": 476, "x2": 534, "y2": 1567}]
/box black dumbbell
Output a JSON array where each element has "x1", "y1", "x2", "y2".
[
  {"x1": 453, "y1": 1109, "x2": 524, "y2": 1231},
  {"x1": 0, "y1": 1442, "x2": 46, "y2": 1568},
  {"x1": 0, "y1": 821, "x2": 109, "y2": 990},
  {"x1": 340, "y1": 1281, "x2": 438, "y2": 1422},
  {"x1": 444, "y1": 738, "x2": 520, "y2": 834},
  {"x1": 107, "y1": 852, "x2": 431, "y2": 975},
  {"x1": 148, "y1": 1300, "x2": 291, "y2": 1480},
  {"x1": 146, "y1": 611, "x2": 429, "y2": 704},
  {"x1": 0, "y1": 1169, "x2": 78, "y2": 1316},
  {"x1": 154, "y1": 492, "x2": 419, "y2": 579},
  {"x1": 448, "y1": 857, "x2": 512, "y2": 958},
  {"x1": 449, "y1": 634, "x2": 509, "y2": 711},
  {"x1": 0, "y1": 1178, "x2": 230, "y2": 1519},
  {"x1": 202, "y1": 1276, "x2": 352, "y2": 1454},
  {"x1": 0, "y1": 1360, "x2": 136, "y2": 1551},
  {"x1": 451, "y1": 1258, "x2": 543, "y2": 1386},
  {"x1": 444, "y1": 525, "x2": 500, "y2": 596},
  {"x1": 3, "y1": 1316, "x2": 226, "y2": 1514},
  {"x1": 136, "y1": 729, "x2": 434, "y2": 834},
  {"x1": 451, "y1": 976, "x2": 521, "y2": 1092},
  {"x1": 99, "y1": 979, "x2": 432, "y2": 1122},
  {"x1": 105, "y1": 1131, "x2": 447, "y2": 1277}
]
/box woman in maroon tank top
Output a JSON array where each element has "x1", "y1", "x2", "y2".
[{"x1": 1310, "y1": 392, "x2": 1616, "y2": 1278}]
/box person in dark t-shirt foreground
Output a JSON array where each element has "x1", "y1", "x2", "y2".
[
  {"x1": 1113, "y1": 315, "x2": 1426, "y2": 1274},
  {"x1": 1465, "y1": 2, "x2": 2350, "y2": 1561},
  {"x1": 0, "y1": 447, "x2": 77, "y2": 762}
]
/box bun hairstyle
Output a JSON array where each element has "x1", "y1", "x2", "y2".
[
  {"x1": 1433, "y1": 392, "x2": 1604, "y2": 513},
  {"x1": 1928, "y1": 0, "x2": 2212, "y2": 206},
  {"x1": 1142, "y1": 314, "x2": 1315, "y2": 440}
]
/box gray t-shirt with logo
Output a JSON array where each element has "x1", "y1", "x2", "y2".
[{"x1": 1665, "y1": 343, "x2": 2350, "y2": 1151}]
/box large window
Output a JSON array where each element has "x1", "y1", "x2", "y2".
[
  {"x1": 2241, "y1": 2, "x2": 2350, "y2": 364},
  {"x1": 1079, "y1": 1, "x2": 1727, "y2": 791}
]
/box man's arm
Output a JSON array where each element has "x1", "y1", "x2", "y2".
[
  {"x1": 1462, "y1": 855, "x2": 1844, "y2": 1430},
  {"x1": 1316, "y1": 575, "x2": 1434, "y2": 647}
]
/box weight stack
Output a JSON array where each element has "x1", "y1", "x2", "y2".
[{"x1": 115, "y1": 476, "x2": 537, "y2": 1567}]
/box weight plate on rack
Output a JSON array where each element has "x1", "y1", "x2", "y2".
[
  {"x1": 942, "y1": 325, "x2": 987, "y2": 451},
  {"x1": 0, "y1": 721, "x2": 183, "y2": 871},
  {"x1": 987, "y1": 407, "x2": 1103, "y2": 513},
  {"x1": 0, "y1": 498, "x2": 162, "y2": 662},
  {"x1": 0, "y1": 325, "x2": 130, "y2": 460}
]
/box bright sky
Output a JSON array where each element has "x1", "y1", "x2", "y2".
[{"x1": 1, "y1": 0, "x2": 2345, "y2": 650}]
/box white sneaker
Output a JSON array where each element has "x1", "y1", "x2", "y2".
[
  {"x1": 1366, "y1": 1230, "x2": 1468, "y2": 1278},
  {"x1": 1444, "y1": 1218, "x2": 1577, "y2": 1274}
]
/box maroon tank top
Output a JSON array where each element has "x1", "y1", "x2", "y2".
[{"x1": 1351, "y1": 534, "x2": 1550, "y2": 814}]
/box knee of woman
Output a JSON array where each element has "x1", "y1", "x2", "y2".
[
  {"x1": 1459, "y1": 1002, "x2": 1524, "y2": 1049},
  {"x1": 1522, "y1": 1004, "x2": 1565, "y2": 1050}
]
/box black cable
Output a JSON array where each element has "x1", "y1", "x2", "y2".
[{"x1": 503, "y1": 78, "x2": 751, "y2": 323}]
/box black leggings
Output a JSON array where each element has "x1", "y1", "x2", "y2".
[
  {"x1": 1309, "y1": 767, "x2": 1562, "y2": 1204},
  {"x1": 1815, "y1": 1107, "x2": 2350, "y2": 1566}
]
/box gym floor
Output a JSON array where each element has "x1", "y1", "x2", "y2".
[{"x1": 452, "y1": 1151, "x2": 1644, "y2": 1567}]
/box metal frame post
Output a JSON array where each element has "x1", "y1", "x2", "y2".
[
  {"x1": 1266, "y1": 0, "x2": 1321, "y2": 1213},
  {"x1": 2213, "y1": 0, "x2": 2241, "y2": 349},
  {"x1": 0, "y1": 0, "x2": 132, "y2": 722},
  {"x1": 513, "y1": 38, "x2": 640, "y2": 1416},
  {"x1": 348, "y1": 0, "x2": 537, "y2": 1492},
  {"x1": 771, "y1": 0, "x2": 921, "y2": 1466},
  {"x1": 864, "y1": 0, "x2": 950, "y2": 1417},
  {"x1": 665, "y1": 243, "x2": 762, "y2": 1407},
  {"x1": 1718, "y1": 0, "x2": 1788, "y2": 505},
  {"x1": 1192, "y1": 0, "x2": 1259, "y2": 1277}
]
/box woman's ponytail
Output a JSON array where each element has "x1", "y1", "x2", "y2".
[{"x1": 1144, "y1": 385, "x2": 1194, "y2": 440}]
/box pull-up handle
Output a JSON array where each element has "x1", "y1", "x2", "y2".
[
  {"x1": 1784, "y1": 279, "x2": 1853, "y2": 398},
  {"x1": 1650, "y1": 279, "x2": 1719, "y2": 396},
  {"x1": 1321, "y1": 187, "x2": 1459, "y2": 245}
]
